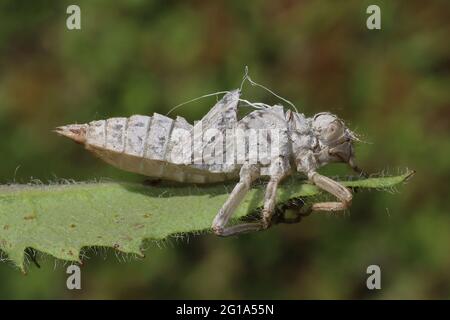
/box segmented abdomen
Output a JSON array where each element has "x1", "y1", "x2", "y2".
[
  {"x1": 83, "y1": 114, "x2": 236, "y2": 183},
  {"x1": 86, "y1": 113, "x2": 191, "y2": 161}
]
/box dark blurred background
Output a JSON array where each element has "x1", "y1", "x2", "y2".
[{"x1": 0, "y1": 0, "x2": 449, "y2": 299}]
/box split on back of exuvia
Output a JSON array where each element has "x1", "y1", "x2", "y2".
[{"x1": 55, "y1": 88, "x2": 364, "y2": 184}]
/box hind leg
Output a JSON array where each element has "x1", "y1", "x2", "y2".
[
  {"x1": 212, "y1": 164, "x2": 261, "y2": 236},
  {"x1": 212, "y1": 158, "x2": 291, "y2": 237}
]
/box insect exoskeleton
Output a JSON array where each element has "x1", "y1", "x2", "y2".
[
  {"x1": 56, "y1": 88, "x2": 364, "y2": 236},
  {"x1": 55, "y1": 112, "x2": 238, "y2": 184}
]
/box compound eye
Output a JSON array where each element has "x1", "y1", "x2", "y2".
[{"x1": 324, "y1": 120, "x2": 344, "y2": 142}]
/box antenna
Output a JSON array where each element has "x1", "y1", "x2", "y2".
[
  {"x1": 240, "y1": 66, "x2": 299, "y2": 113},
  {"x1": 166, "y1": 91, "x2": 230, "y2": 116}
]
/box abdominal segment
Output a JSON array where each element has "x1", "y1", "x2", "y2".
[{"x1": 82, "y1": 114, "x2": 237, "y2": 183}]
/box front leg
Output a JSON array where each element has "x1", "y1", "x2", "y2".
[{"x1": 308, "y1": 171, "x2": 353, "y2": 212}]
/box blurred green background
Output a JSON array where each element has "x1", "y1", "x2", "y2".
[{"x1": 0, "y1": 0, "x2": 449, "y2": 299}]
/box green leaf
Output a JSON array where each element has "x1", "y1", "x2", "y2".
[{"x1": 0, "y1": 171, "x2": 414, "y2": 271}]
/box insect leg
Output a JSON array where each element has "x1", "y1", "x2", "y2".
[
  {"x1": 212, "y1": 222, "x2": 263, "y2": 237},
  {"x1": 308, "y1": 172, "x2": 353, "y2": 211},
  {"x1": 261, "y1": 158, "x2": 291, "y2": 229},
  {"x1": 212, "y1": 164, "x2": 260, "y2": 236}
]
